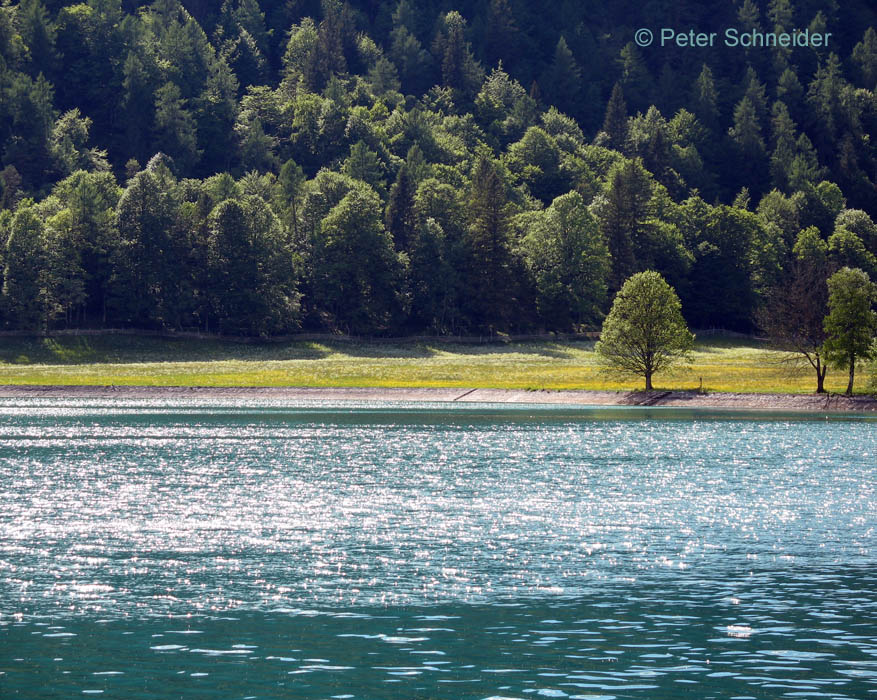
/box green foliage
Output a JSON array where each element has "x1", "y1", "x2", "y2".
[
  {"x1": 595, "y1": 271, "x2": 694, "y2": 390},
  {"x1": 50, "y1": 109, "x2": 109, "y2": 177},
  {"x1": 541, "y1": 36, "x2": 582, "y2": 117},
  {"x1": 828, "y1": 228, "x2": 877, "y2": 277},
  {"x1": 111, "y1": 159, "x2": 186, "y2": 328},
  {"x1": 593, "y1": 158, "x2": 654, "y2": 289},
  {"x1": 853, "y1": 27, "x2": 877, "y2": 89},
  {"x1": 342, "y1": 140, "x2": 386, "y2": 195},
  {"x1": 433, "y1": 11, "x2": 483, "y2": 99},
  {"x1": 385, "y1": 163, "x2": 416, "y2": 251},
  {"x1": 601, "y1": 83, "x2": 627, "y2": 151},
  {"x1": 2, "y1": 204, "x2": 47, "y2": 329},
  {"x1": 154, "y1": 82, "x2": 202, "y2": 172},
  {"x1": 464, "y1": 152, "x2": 517, "y2": 330},
  {"x1": 505, "y1": 126, "x2": 564, "y2": 202},
  {"x1": 206, "y1": 196, "x2": 300, "y2": 335},
  {"x1": 0, "y1": 0, "x2": 875, "y2": 340},
  {"x1": 684, "y1": 205, "x2": 758, "y2": 331},
  {"x1": 823, "y1": 267, "x2": 877, "y2": 394},
  {"x1": 519, "y1": 191, "x2": 609, "y2": 328},
  {"x1": 311, "y1": 184, "x2": 403, "y2": 332}
]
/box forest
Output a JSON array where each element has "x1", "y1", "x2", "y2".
[{"x1": 0, "y1": 0, "x2": 876, "y2": 336}]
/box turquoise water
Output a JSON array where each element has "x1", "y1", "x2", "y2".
[{"x1": 1, "y1": 400, "x2": 875, "y2": 699}]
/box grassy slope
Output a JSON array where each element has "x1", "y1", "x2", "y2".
[{"x1": 0, "y1": 334, "x2": 869, "y2": 394}]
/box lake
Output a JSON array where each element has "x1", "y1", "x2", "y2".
[{"x1": 1, "y1": 400, "x2": 875, "y2": 699}]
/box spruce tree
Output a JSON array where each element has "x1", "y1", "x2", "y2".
[
  {"x1": 485, "y1": 0, "x2": 520, "y2": 70},
  {"x1": 542, "y1": 37, "x2": 582, "y2": 117},
  {"x1": 691, "y1": 64, "x2": 719, "y2": 130},
  {"x1": 385, "y1": 164, "x2": 417, "y2": 253},
  {"x1": 602, "y1": 82, "x2": 628, "y2": 151},
  {"x1": 464, "y1": 153, "x2": 516, "y2": 330},
  {"x1": 852, "y1": 27, "x2": 877, "y2": 90},
  {"x1": 616, "y1": 42, "x2": 650, "y2": 110},
  {"x1": 597, "y1": 159, "x2": 653, "y2": 290},
  {"x1": 153, "y1": 82, "x2": 202, "y2": 173},
  {"x1": 435, "y1": 11, "x2": 482, "y2": 98}
]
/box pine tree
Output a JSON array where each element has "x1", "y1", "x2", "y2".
[
  {"x1": 616, "y1": 42, "x2": 650, "y2": 110},
  {"x1": 385, "y1": 164, "x2": 417, "y2": 252},
  {"x1": 742, "y1": 67, "x2": 769, "y2": 129},
  {"x1": 17, "y1": 0, "x2": 56, "y2": 79},
  {"x1": 729, "y1": 96, "x2": 768, "y2": 193},
  {"x1": 342, "y1": 141, "x2": 386, "y2": 196},
  {"x1": 224, "y1": 28, "x2": 269, "y2": 89},
  {"x1": 112, "y1": 160, "x2": 185, "y2": 327},
  {"x1": 122, "y1": 48, "x2": 161, "y2": 164},
  {"x1": 234, "y1": 0, "x2": 270, "y2": 56},
  {"x1": 464, "y1": 153, "x2": 516, "y2": 329},
  {"x1": 196, "y1": 56, "x2": 239, "y2": 174},
  {"x1": 390, "y1": 2, "x2": 433, "y2": 95},
  {"x1": 596, "y1": 159, "x2": 653, "y2": 290},
  {"x1": 769, "y1": 101, "x2": 798, "y2": 190},
  {"x1": 278, "y1": 158, "x2": 305, "y2": 242},
  {"x1": 408, "y1": 217, "x2": 456, "y2": 332},
  {"x1": 602, "y1": 82, "x2": 628, "y2": 151},
  {"x1": 737, "y1": 0, "x2": 762, "y2": 33},
  {"x1": 691, "y1": 64, "x2": 719, "y2": 130},
  {"x1": 852, "y1": 27, "x2": 877, "y2": 90},
  {"x1": 153, "y1": 82, "x2": 202, "y2": 172},
  {"x1": 767, "y1": 0, "x2": 794, "y2": 29},
  {"x1": 806, "y1": 53, "x2": 844, "y2": 147},
  {"x1": 52, "y1": 170, "x2": 121, "y2": 326},
  {"x1": 314, "y1": 0, "x2": 352, "y2": 87},
  {"x1": 367, "y1": 55, "x2": 401, "y2": 96},
  {"x1": 541, "y1": 36, "x2": 582, "y2": 117},
  {"x1": 777, "y1": 67, "x2": 804, "y2": 114},
  {"x1": 2, "y1": 73, "x2": 55, "y2": 187},
  {"x1": 281, "y1": 17, "x2": 319, "y2": 93},
  {"x1": 435, "y1": 11, "x2": 482, "y2": 98},
  {"x1": 485, "y1": 0, "x2": 521, "y2": 70}
]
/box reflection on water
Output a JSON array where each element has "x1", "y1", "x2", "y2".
[{"x1": 0, "y1": 400, "x2": 875, "y2": 698}]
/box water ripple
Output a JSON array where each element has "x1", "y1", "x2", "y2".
[{"x1": 0, "y1": 400, "x2": 874, "y2": 699}]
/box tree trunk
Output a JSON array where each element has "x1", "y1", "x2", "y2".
[
  {"x1": 645, "y1": 372, "x2": 653, "y2": 391},
  {"x1": 846, "y1": 354, "x2": 855, "y2": 395},
  {"x1": 816, "y1": 361, "x2": 826, "y2": 394}
]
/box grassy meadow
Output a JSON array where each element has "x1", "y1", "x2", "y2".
[{"x1": 0, "y1": 333, "x2": 871, "y2": 394}]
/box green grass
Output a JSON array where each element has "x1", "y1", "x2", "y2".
[{"x1": 0, "y1": 334, "x2": 870, "y2": 394}]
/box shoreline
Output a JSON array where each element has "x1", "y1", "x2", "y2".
[{"x1": 0, "y1": 385, "x2": 875, "y2": 412}]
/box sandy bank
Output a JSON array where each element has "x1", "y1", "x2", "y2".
[{"x1": 0, "y1": 384, "x2": 875, "y2": 412}]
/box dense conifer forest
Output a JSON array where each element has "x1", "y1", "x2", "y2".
[{"x1": 0, "y1": 0, "x2": 876, "y2": 336}]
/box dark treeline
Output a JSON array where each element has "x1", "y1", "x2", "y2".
[{"x1": 0, "y1": 0, "x2": 876, "y2": 335}]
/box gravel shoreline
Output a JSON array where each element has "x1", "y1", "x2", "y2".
[{"x1": 0, "y1": 384, "x2": 875, "y2": 412}]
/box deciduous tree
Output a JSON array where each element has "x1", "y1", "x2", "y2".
[
  {"x1": 823, "y1": 266, "x2": 877, "y2": 394},
  {"x1": 595, "y1": 270, "x2": 694, "y2": 391}
]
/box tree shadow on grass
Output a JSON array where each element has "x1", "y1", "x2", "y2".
[
  {"x1": 0, "y1": 334, "x2": 590, "y2": 366},
  {"x1": 0, "y1": 336, "x2": 329, "y2": 365}
]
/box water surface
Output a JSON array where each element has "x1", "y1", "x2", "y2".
[{"x1": 1, "y1": 400, "x2": 875, "y2": 698}]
